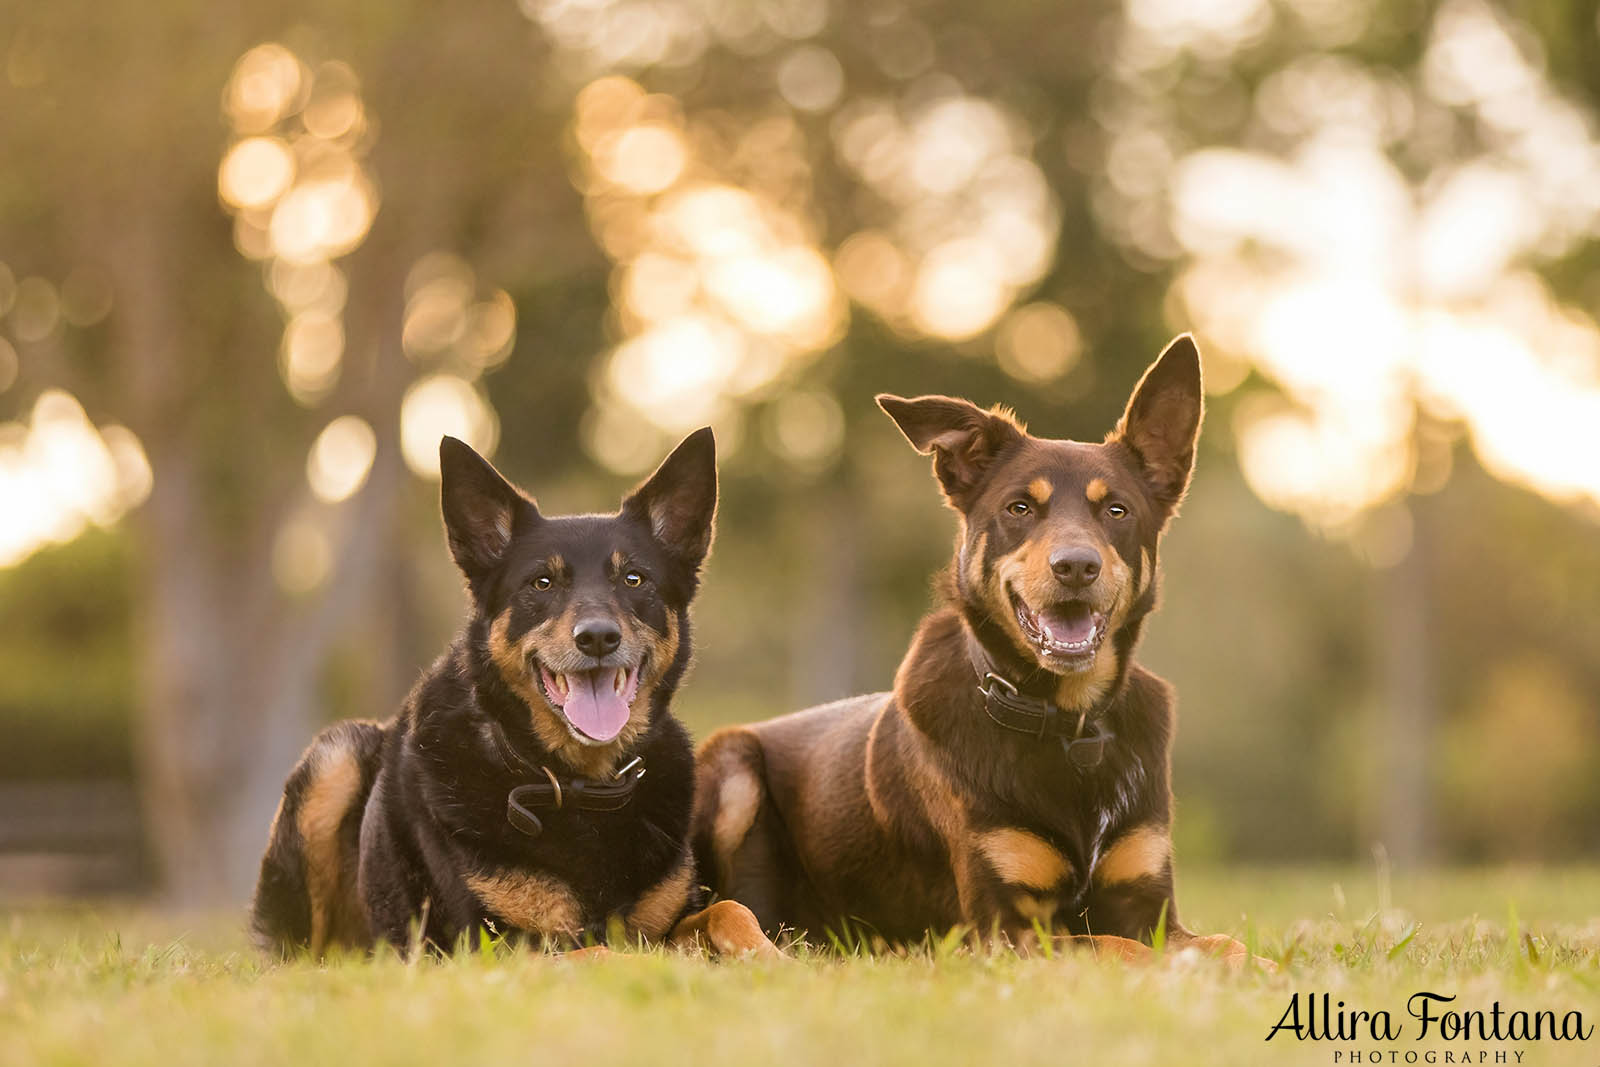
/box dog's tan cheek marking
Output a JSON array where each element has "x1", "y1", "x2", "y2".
[
  {"x1": 466, "y1": 871, "x2": 583, "y2": 939},
  {"x1": 297, "y1": 745, "x2": 363, "y2": 956},
  {"x1": 489, "y1": 611, "x2": 575, "y2": 756},
  {"x1": 991, "y1": 549, "x2": 1034, "y2": 644},
  {"x1": 1106, "y1": 545, "x2": 1133, "y2": 608},
  {"x1": 1086, "y1": 478, "x2": 1109, "y2": 504},
  {"x1": 626, "y1": 851, "x2": 694, "y2": 941},
  {"x1": 489, "y1": 612, "x2": 541, "y2": 700},
  {"x1": 1137, "y1": 548, "x2": 1153, "y2": 596},
  {"x1": 975, "y1": 828, "x2": 1072, "y2": 891},
  {"x1": 1028, "y1": 478, "x2": 1052, "y2": 504},
  {"x1": 1095, "y1": 824, "x2": 1171, "y2": 887}
]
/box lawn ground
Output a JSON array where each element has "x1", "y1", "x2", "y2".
[{"x1": 2, "y1": 866, "x2": 1597, "y2": 1067}]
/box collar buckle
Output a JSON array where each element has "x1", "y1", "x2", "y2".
[
  {"x1": 505, "y1": 755, "x2": 648, "y2": 839},
  {"x1": 973, "y1": 653, "x2": 1114, "y2": 767}
]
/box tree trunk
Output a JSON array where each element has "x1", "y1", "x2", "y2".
[
  {"x1": 110, "y1": 207, "x2": 410, "y2": 907},
  {"x1": 788, "y1": 482, "x2": 865, "y2": 707},
  {"x1": 1374, "y1": 504, "x2": 1434, "y2": 868}
]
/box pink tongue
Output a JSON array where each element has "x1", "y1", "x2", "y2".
[
  {"x1": 1044, "y1": 604, "x2": 1096, "y2": 643},
  {"x1": 562, "y1": 670, "x2": 630, "y2": 742}
]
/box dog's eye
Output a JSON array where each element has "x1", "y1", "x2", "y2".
[
  {"x1": 1006, "y1": 500, "x2": 1031, "y2": 517},
  {"x1": 1106, "y1": 503, "x2": 1128, "y2": 519},
  {"x1": 532, "y1": 575, "x2": 553, "y2": 591},
  {"x1": 623, "y1": 571, "x2": 645, "y2": 588}
]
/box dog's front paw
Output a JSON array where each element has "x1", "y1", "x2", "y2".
[{"x1": 1180, "y1": 933, "x2": 1277, "y2": 973}]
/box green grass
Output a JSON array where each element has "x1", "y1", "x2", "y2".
[{"x1": 3, "y1": 867, "x2": 1598, "y2": 1067}]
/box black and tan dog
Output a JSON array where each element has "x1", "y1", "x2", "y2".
[
  {"x1": 695, "y1": 336, "x2": 1267, "y2": 965},
  {"x1": 253, "y1": 430, "x2": 774, "y2": 958}
]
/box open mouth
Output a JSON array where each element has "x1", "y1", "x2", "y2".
[
  {"x1": 536, "y1": 662, "x2": 644, "y2": 745},
  {"x1": 1010, "y1": 587, "x2": 1107, "y2": 669}
]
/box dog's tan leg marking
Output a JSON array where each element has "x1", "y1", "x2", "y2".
[
  {"x1": 1085, "y1": 478, "x2": 1109, "y2": 504},
  {"x1": 465, "y1": 871, "x2": 583, "y2": 941},
  {"x1": 1094, "y1": 824, "x2": 1171, "y2": 887},
  {"x1": 669, "y1": 900, "x2": 782, "y2": 959},
  {"x1": 1070, "y1": 934, "x2": 1153, "y2": 962},
  {"x1": 1012, "y1": 892, "x2": 1059, "y2": 922},
  {"x1": 1171, "y1": 931, "x2": 1279, "y2": 972},
  {"x1": 1027, "y1": 478, "x2": 1053, "y2": 503},
  {"x1": 560, "y1": 945, "x2": 613, "y2": 962},
  {"x1": 297, "y1": 745, "x2": 362, "y2": 957},
  {"x1": 626, "y1": 850, "x2": 695, "y2": 941},
  {"x1": 711, "y1": 769, "x2": 762, "y2": 882},
  {"x1": 975, "y1": 828, "x2": 1071, "y2": 891}
]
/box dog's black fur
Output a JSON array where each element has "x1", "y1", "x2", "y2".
[{"x1": 253, "y1": 431, "x2": 726, "y2": 955}]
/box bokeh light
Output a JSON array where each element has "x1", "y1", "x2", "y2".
[
  {"x1": 0, "y1": 391, "x2": 152, "y2": 568},
  {"x1": 272, "y1": 511, "x2": 331, "y2": 594},
  {"x1": 0, "y1": 338, "x2": 17, "y2": 393},
  {"x1": 995, "y1": 302, "x2": 1084, "y2": 384},
  {"x1": 400, "y1": 374, "x2": 500, "y2": 479},
  {"x1": 306, "y1": 415, "x2": 377, "y2": 504},
  {"x1": 1111, "y1": 0, "x2": 1600, "y2": 537},
  {"x1": 401, "y1": 253, "x2": 517, "y2": 374},
  {"x1": 9, "y1": 277, "x2": 61, "y2": 343},
  {"x1": 218, "y1": 41, "x2": 379, "y2": 410}
]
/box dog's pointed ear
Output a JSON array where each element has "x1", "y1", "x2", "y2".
[
  {"x1": 876, "y1": 394, "x2": 1024, "y2": 509},
  {"x1": 622, "y1": 427, "x2": 717, "y2": 574},
  {"x1": 1109, "y1": 334, "x2": 1204, "y2": 518},
  {"x1": 439, "y1": 436, "x2": 535, "y2": 584}
]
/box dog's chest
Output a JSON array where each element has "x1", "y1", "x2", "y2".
[
  {"x1": 1021, "y1": 752, "x2": 1150, "y2": 899},
  {"x1": 459, "y1": 816, "x2": 670, "y2": 935}
]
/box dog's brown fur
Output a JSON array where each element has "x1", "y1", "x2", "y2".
[{"x1": 693, "y1": 336, "x2": 1269, "y2": 966}]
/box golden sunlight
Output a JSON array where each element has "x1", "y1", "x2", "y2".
[
  {"x1": 400, "y1": 375, "x2": 499, "y2": 479},
  {"x1": 307, "y1": 415, "x2": 377, "y2": 504},
  {"x1": 0, "y1": 392, "x2": 151, "y2": 568},
  {"x1": 1132, "y1": 0, "x2": 1600, "y2": 536},
  {"x1": 218, "y1": 137, "x2": 296, "y2": 210},
  {"x1": 220, "y1": 41, "x2": 379, "y2": 410}
]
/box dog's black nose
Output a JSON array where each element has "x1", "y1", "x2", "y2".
[
  {"x1": 1050, "y1": 546, "x2": 1102, "y2": 588},
  {"x1": 573, "y1": 618, "x2": 622, "y2": 658}
]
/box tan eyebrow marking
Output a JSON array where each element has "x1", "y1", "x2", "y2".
[
  {"x1": 1027, "y1": 478, "x2": 1053, "y2": 503},
  {"x1": 610, "y1": 550, "x2": 625, "y2": 574},
  {"x1": 1085, "y1": 478, "x2": 1109, "y2": 504}
]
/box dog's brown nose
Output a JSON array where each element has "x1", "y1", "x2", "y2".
[
  {"x1": 1050, "y1": 546, "x2": 1101, "y2": 588},
  {"x1": 573, "y1": 618, "x2": 622, "y2": 658}
]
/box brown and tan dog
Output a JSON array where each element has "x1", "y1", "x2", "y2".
[{"x1": 693, "y1": 336, "x2": 1268, "y2": 965}]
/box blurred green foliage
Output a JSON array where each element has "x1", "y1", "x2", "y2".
[{"x1": 0, "y1": 531, "x2": 135, "y2": 780}]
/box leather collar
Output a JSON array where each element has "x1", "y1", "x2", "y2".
[
  {"x1": 505, "y1": 756, "x2": 647, "y2": 838},
  {"x1": 486, "y1": 719, "x2": 648, "y2": 838},
  {"x1": 969, "y1": 639, "x2": 1116, "y2": 769}
]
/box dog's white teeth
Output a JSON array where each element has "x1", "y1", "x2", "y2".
[
  {"x1": 613, "y1": 667, "x2": 626, "y2": 693},
  {"x1": 556, "y1": 674, "x2": 570, "y2": 698}
]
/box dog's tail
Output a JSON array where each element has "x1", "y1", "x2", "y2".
[
  {"x1": 251, "y1": 719, "x2": 385, "y2": 958},
  {"x1": 690, "y1": 727, "x2": 770, "y2": 900}
]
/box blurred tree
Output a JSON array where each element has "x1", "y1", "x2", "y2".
[
  {"x1": 2, "y1": 0, "x2": 1598, "y2": 909},
  {"x1": 0, "y1": 0, "x2": 605, "y2": 903}
]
